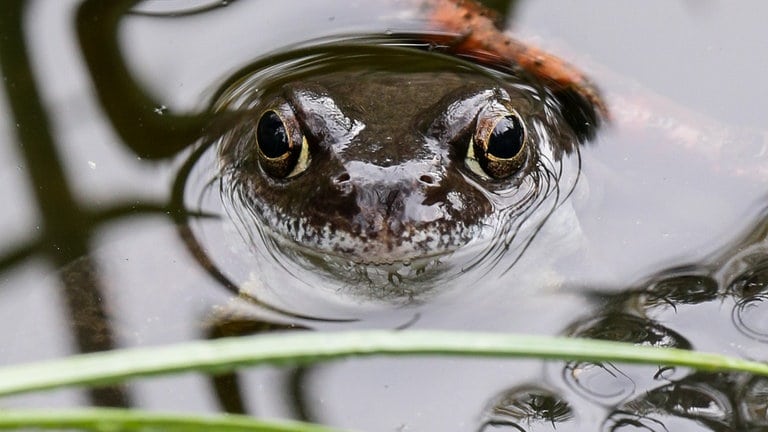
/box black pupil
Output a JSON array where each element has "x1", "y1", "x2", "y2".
[
  {"x1": 487, "y1": 114, "x2": 524, "y2": 159},
  {"x1": 256, "y1": 110, "x2": 290, "y2": 158}
]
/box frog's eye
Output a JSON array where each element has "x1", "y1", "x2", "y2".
[
  {"x1": 466, "y1": 111, "x2": 527, "y2": 180},
  {"x1": 255, "y1": 108, "x2": 309, "y2": 178}
]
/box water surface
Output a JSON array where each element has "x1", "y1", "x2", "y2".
[{"x1": 1, "y1": 0, "x2": 767, "y2": 430}]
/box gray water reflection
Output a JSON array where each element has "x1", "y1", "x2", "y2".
[{"x1": 1, "y1": 0, "x2": 768, "y2": 431}]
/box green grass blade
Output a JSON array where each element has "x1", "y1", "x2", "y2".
[
  {"x1": 0, "y1": 330, "x2": 765, "y2": 398},
  {"x1": 0, "y1": 408, "x2": 344, "y2": 431}
]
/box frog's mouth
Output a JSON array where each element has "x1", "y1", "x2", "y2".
[
  {"x1": 278, "y1": 219, "x2": 483, "y2": 266},
  {"x1": 237, "y1": 190, "x2": 488, "y2": 266}
]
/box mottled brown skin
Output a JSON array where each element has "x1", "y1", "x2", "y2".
[{"x1": 424, "y1": 0, "x2": 608, "y2": 118}]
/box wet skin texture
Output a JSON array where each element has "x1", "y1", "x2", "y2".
[{"x1": 217, "y1": 51, "x2": 582, "y2": 267}]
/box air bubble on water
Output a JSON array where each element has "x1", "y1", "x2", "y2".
[
  {"x1": 153, "y1": 105, "x2": 168, "y2": 115},
  {"x1": 87, "y1": 161, "x2": 96, "y2": 170}
]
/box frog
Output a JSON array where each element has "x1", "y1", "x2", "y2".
[
  {"x1": 213, "y1": 42, "x2": 593, "y2": 291},
  {"x1": 208, "y1": 0, "x2": 611, "y2": 291}
]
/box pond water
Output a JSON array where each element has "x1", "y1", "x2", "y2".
[{"x1": 1, "y1": 0, "x2": 768, "y2": 430}]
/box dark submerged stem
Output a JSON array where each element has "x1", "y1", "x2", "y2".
[
  {"x1": 76, "y1": 0, "x2": 210, "y2": 159},
  {"x1": 0, "y1": 0, "x2": 130, "y2": 407}
]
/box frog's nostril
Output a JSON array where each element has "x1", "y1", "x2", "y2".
[
  {"x1": 419, "y1": 174, "x2": 436, "y2": 185},
  {"x1": 334, "y1": 172, "x2": 354, "y2": 195}
]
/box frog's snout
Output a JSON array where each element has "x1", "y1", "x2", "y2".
[
  {"x1": 350, "y1": 186, "x2": 407, "y2": 240},
  {"x1": 341, "y1": 175, "x2": 447, "y2": 245}
]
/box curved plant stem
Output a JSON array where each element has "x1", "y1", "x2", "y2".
[
  {"x1": 0, "y1": 408, "x2": 344, "y2": 432},
  {"x1": 0, "y1": 330, "x2": 765, "y2": 398}
]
